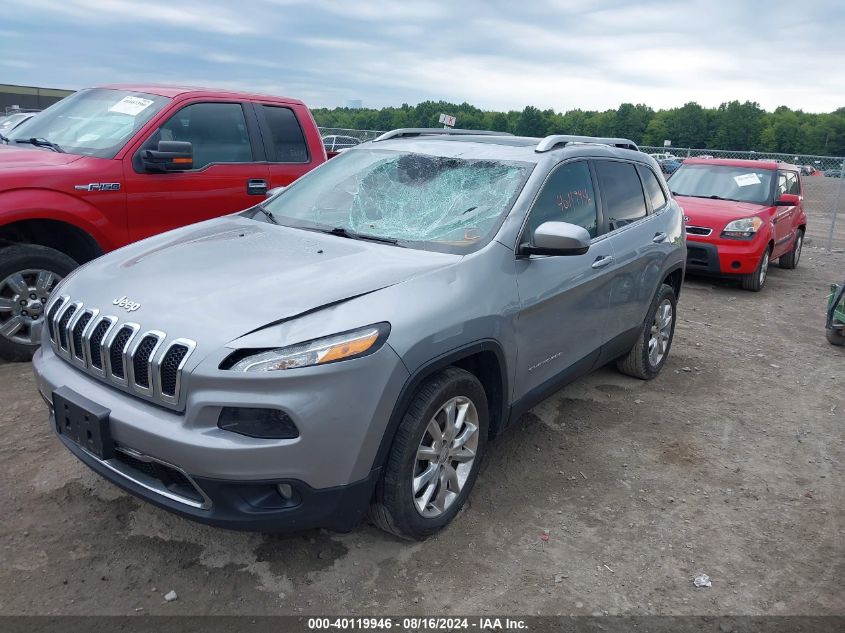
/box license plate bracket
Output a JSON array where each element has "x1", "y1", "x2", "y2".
[{"x1": 53, "y1": 386, "x2": 114, "y2": 460}]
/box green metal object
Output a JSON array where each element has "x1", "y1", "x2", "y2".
[{"x1": 828, "y1": 283, "x2": 845, "y2": 328}]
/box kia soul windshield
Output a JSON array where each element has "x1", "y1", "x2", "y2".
[
  {"x1": 7, "y1": 88, "x2": 170, "y2": 158},
  {"x1": 670, "y1": 164, "x2": 774, "y2": 204},
  {"x1": 257, "y1": 149, "x2": 532, "y2": 252}
]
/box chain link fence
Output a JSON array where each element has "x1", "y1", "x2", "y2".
[{"x1": 315, "y1": 130, "x2": 844, "y2": 251}]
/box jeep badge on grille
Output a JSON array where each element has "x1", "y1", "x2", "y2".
[{"x1": 113, "y1": 296, "x2": 141, "y2": 312}]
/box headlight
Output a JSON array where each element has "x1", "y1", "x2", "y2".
[
  {"x1": 722, "y1": 216, "x2": 764, "y2": 239},
  {"x1": 226, "y1": 323, "x2": 390, "y2": 372}
]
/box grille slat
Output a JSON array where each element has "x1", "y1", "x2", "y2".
[
  {"x1": 109, "y1": 326, "x2": 134, "y2": 379},
  {"x1": 88, "y1": 319, "x2": 112, "y2": 369},
  {"x1": 160, "y1": 344, "x2": 189, "y2": 397},
  {"x1": 132, "y1": 335, "x2": 159, "y2": 388},
  {"x1": 72, "y1": 312, "x2": 93, "y2": 360},
  {"x1": 47, "y1": 297, "x2": 66, "y2": 342},
  {"x1": 48, "y1": 295, "x2": 194, "y2": 408},
  {"x1": 57, "y1": 304, "x2": 77, "y2": 350}
]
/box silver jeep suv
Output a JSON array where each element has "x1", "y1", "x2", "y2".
[{"x1": 33, "y1": 129, "x2": 686, "y2": 539}]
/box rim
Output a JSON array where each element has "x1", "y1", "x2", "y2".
[
  {"x1": 0, "y1": 269, "x2": 61, "y2": 346},
  {"x1": 759, "y1": 250, "x2": 770, "y2": 285},
  {"x1": 794, "y1": 234, "x2": 802, "y2": 265},
  {"x1": 648, "y1": 298, "x2": 673, "y2": 367},
  {"x1": 411, "y1": 396, "x2": 479, "y2": 518}
]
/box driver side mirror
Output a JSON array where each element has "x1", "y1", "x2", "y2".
[
  {"x1": 519, "y1": 221, "x2": 592, "y2": 257},
  {"x1": 142, "y1": 140, "x2": 193, "y2": 173},
  {"x1": 266, "y1": 186, "x2": 286, "y2": 198},
  {"x1": 775, "y1": 193, "x2": 800, "y2": 206}
]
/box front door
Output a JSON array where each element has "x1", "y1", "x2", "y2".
[
  {"x1": 123, "y1": 100, "x2": 270, "y2": 242},
  {"x1": 514, "y1": 159, "x2": 614, "y2": 398},
  {"x1": 773, "y1": 170, "x2": 799, "y2": 257}
]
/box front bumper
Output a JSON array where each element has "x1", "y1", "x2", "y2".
[
  {"x1": 33, "y1": 341, "x2": 409, "y2": 531},
  {"x1": 686, "y1": 235, "x2": 765, "y2": 276}
]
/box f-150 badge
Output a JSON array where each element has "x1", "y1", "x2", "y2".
[{"x1": 74, "y1": 183, "x2": 121, "y2": 192}]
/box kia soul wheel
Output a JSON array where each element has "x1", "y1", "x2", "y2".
[
  {"x1": 370, "y1": 367, "x2": 488, "y2": 540},
  {"x1": 0, "y1": 245, "x2": 78, "y2": 362}
]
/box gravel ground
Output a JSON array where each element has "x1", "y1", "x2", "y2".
[{"x1": 0, "y1": 249, "x2": 842, "y2": 617}]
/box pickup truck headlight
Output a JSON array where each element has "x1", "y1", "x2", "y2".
[
  {"x1": 227, "y1": 323, "x2": 390, "y2": 372},
  {"x1": 722, "y1": 216, "x2": 764, "y2": 239}
]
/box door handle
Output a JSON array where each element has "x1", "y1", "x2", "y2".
[
  {"x1": 591, "y1": 255, "x2": 614, "y2": 269},
  {"x1": 653, "y1": 232, "x2": 668, "y2": 243},
  {"x1": 247, "y1": 179, "x2": 268, "y2": 195}
]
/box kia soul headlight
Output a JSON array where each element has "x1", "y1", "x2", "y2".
[
  {"x1": 226, "y1": 323, "x2": 390, "y2": 372},
  {"x1": 722, "y1": 216, "x2": 764, "y2": 238}
]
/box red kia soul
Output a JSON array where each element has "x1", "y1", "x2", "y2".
[{"x1": 670, "y1": 159, "x2": 806, "y2": 291}]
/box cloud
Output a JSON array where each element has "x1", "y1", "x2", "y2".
[{"x1": 3, "y1": 0, "x2": 845, "y2": 113}]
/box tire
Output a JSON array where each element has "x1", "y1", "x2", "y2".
[
  {"x1": 616, "y1": 283, "x2": 677, "y2": 380},
  {"x1": 741, "y1": 247, "x2": 771, "y2": 292},
  {"x1": 369, "y1": 367, "x2": 488, "y2": 540},
  {"x1": 827, "y1": 328, "x2": 845, "y2": 346},
  {"x1": 0, "y1": 244, "x2": 78, "y2": 362},
  {"x1": 778, "y1": 230, "x2": 803, "y2": 270}
]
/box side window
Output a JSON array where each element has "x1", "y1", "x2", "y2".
[
  {"x1": 786, "y1": 171, "x2": 800, "y2": 195},
  {"x1": 594, "y1": 160, "x2": 648, "y2": 231},
  {"x1": 639, "y1": 166, "x2": 668, "y2": 211},
  {"x1": 261, "y1": 105, "x2": 309, "y2": 163},
  {"x1": 526, "y1": 161, "x2": 598, "y2": 239},
  {"x1": 144, "y1": 102, "x2": 252, "y2": 169}
]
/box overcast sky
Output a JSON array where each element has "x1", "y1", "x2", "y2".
[{"x1": 4, "y1": 0, "x2": 844, "y2": 113}]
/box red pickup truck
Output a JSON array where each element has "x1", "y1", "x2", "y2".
[{"x1": 0, "y1": 85, "x2": 326, "y2": 360}]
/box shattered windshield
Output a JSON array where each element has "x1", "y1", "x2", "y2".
[{"x1": 258, "y1": 149, "x2": 532, "y2": 252}]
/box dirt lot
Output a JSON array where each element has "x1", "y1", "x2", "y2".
[{"x1": 1, "y1": 249, "x2": 843, "y2": 617}]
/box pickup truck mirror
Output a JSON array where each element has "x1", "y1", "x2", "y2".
[
  {"x1": 520, "y1": 221, "x2": 591, "y2": 257},
  {"x1": 775, "y1": 193, "x2": 800, "y2": 206},
  {"x1": 142, "y1": 140, "x2": 193, "y2": 173}
]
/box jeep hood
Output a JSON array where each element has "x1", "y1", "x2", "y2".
[
  {"x1": 676, "y1": 195, "x2": 771, "y2": 224},
  {"x1": 56, "y1": 216, "x2": 459, "y2": 350},
  {"x1": 0, "y1": 144, "x2": 84, "y2": 168}
]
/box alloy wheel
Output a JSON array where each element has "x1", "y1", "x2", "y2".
[
  {"x1": 648, "y1": 298, "x2": 673, "y2": 367},
  {"x1": 411, "y1": 396, "x2": 479, "y2": 518},
  {"x1": 0, "y1": 269, "x2": 61, "y2": 346},
  {"x1": 759, "y1": 250, "x2": 770, "y2": 286}
]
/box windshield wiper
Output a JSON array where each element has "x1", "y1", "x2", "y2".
[
  {"x1": 323, "y1": 226, "x2": 400, "y2": 246},
  {"x1": 14, "y1": 137, "x2": 65, "y2": 153},
  {"x1": 254, "y1": 205, "x2": 278, "y2": 224}
]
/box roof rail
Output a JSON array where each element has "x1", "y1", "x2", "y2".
[
  {"x1": 372, "y1": 128, "x2": 513, "y2": 142},
  {"x1": 536, "y1": 135, "x2": 639, "y2": 153}
]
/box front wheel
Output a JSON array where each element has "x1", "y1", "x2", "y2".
[
  {"x1": 616, "y1": 283, "x2": 677, "y2": 380},
  {"x1": 741, "y1": 247, "x2": 770, "y2": 292},
  {"x1": 778, "y1": 230, "x2": 803, "y2": 269},
  {"x1": 369, "y1": 367, "x2": 488, "y2": 540},
  {"x1": 0, "y1": 244, "x2": 78, "y2": 362}
]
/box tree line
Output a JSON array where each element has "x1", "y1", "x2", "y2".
[{"x1": 312, "y1": 100, "x2": 845, "y2": 156}]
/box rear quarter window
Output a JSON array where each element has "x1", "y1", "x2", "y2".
[{"x1": 261, "y1": 105, "x2": 309, "y2": 163}]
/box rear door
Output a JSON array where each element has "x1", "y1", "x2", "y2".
[
  {"x1": 253, "y1": 103, "x2": 323, "y2": 189},
  {"x1": 513, "y1": 159, "x2": 614, "y2": 398},
  {"x1": 594, "y1": 159, "x2": 670, "y2": 343},
  {"x1": 123, "y1": 100, "x2": 270, "y2": 242}
]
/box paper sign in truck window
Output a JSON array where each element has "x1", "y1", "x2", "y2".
[
  {"x1": 734, "y1": 173, "x2": 762, "y2": 187},
  {"x1": 108, "y1": 96, "x2": 154, "y2": 117}
]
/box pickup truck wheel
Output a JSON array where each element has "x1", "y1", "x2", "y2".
[
  {"x1": 778, "y1": 230, "x2": 803, "y2": 269},
  {"x1": 0, "y1": 245, "x2": 78, "y2": 362},
  {"x1": 741, "y1": 248, "x2": 770, "y2": 291},
  {"x1": 369, "y1": 367, "x2": 488, "y2": 540},
  {"x1": 616, "y1": 283, "x2": 677, "y2": 380},
  {"x1": 827, "y1": 328, "x2": 845, "y2": 346}
]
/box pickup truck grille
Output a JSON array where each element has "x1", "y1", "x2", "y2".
[{"x1": 46, "y1": 295, "x2": 196, "y2": 410}]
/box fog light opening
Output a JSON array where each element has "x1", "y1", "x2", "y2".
[
  {"x1": 277, "y1": 483, "x2": 294, "y2": 500},
  {"x1": 731, "y1": 260, "x2": 741, "y2": 269}
]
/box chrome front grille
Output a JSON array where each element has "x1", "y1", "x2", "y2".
[{"x1": 46, "y1": 295, "x2": 196, "y2": 410}]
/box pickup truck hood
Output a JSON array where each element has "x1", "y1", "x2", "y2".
[
  {"x1": 676, "y1": 195, "x2": 771, "y2": 225},
  {"x1": 0, "y1": 144, "x2": 84, "y2": 168},
  {"x1": 56, "y1": 216, "x2": 459, "y2": 351}
]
